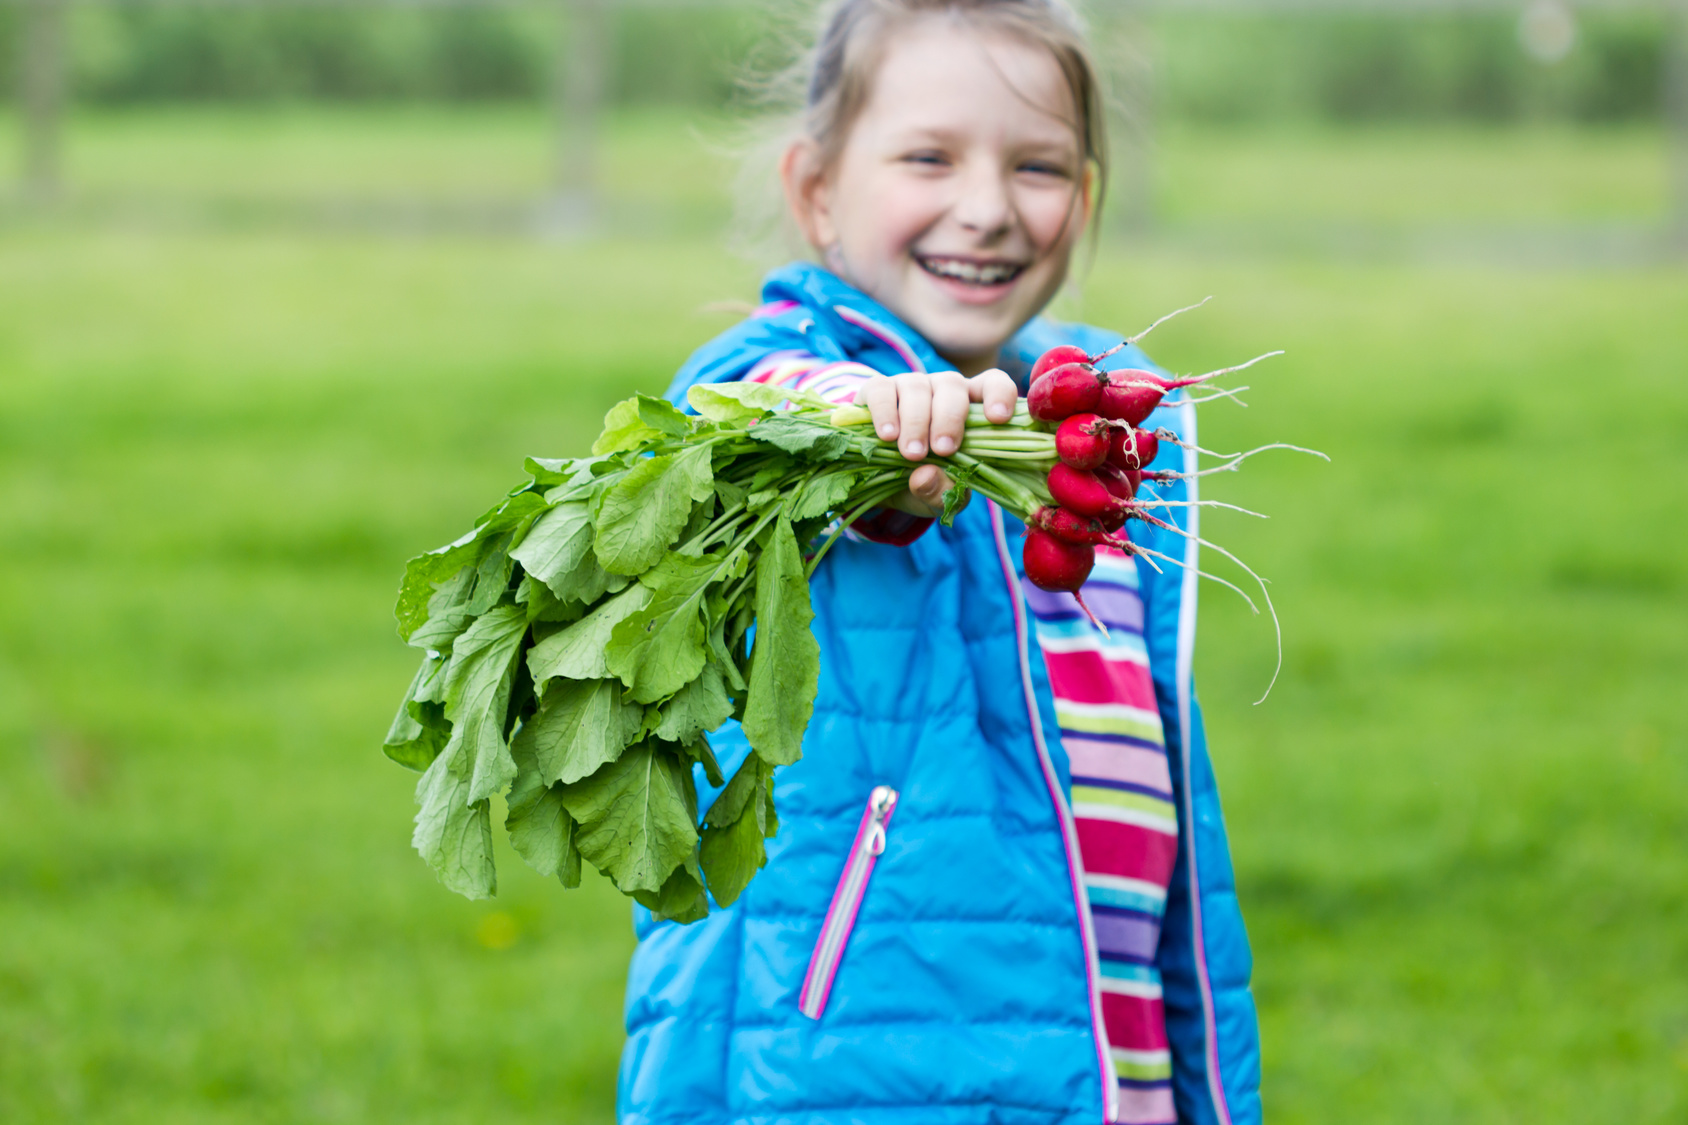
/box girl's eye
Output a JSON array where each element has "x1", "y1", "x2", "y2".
[
  {"x1": 1018, "y1": 161, "x2": 1072, "y2": 179},
  {"x1": 901, "y1": 151, "x2": 951, "y2": 168}
]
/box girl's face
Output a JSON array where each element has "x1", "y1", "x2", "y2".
[{"x1": 785, "y1": 19, "x2": 1092, "y2": 375}]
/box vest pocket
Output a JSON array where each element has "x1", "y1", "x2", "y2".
[{"x1": 798, "y1": 784, "x2": 899, "y2": 1020}]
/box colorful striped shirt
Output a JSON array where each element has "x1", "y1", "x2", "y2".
[
  {"x1": 750, "y1": 344, "x2": 1178, "y2": 1122},
  {"x1": 1024, "y1": 547, "x2": 1178, "y2": 1124}
]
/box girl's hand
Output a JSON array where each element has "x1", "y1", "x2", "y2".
[{"x1": 856, "y1": 369, "x2": 1018, "y2": 518}]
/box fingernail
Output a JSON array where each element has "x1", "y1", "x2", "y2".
[
  {"x1": 907, "y1": 441, "x2": 925, "y2": 458},
  {"x1": 933, "y1": 437, "x2": 955, "y2": 455},
  {"x1": 880, "y1": 424, "x2": 896, "y2": 438}
]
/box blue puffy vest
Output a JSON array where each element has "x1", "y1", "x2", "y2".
[{"x1": 620, "y1": 263, "x2": 1260, "y2": 1125}]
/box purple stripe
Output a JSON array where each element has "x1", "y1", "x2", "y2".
[
  {"x1": 1061, "y1": 729, "x2": 1168, "y2": 753},
  {"x1": 1024, "y1": 585, "x2": 1145, "y2": 632},
  {"x1": 1072, "y1": 776, "x2": 1174, "y2": 801},
  {"x1": 1092, "y1": 911, "x2": 1163, "y2": 962}
]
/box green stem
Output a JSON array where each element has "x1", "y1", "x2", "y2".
[{"x1": 804, "y1": 482, "x2": 907, "y2": 578}]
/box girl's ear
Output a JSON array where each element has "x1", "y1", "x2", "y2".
[{"x1": 780, "y1": 137, "x2": 838, "y2": 252}]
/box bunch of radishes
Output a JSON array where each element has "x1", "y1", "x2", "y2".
[{"x1": 1020, "y1": 341, "x2": 1213, "y2": 596}]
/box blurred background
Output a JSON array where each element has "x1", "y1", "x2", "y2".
[{"x1": 1, "y1": 0, "x2": 1684, "y2": 1120}]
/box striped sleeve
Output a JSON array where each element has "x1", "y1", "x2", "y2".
[{"x1": 744, "y1": 350, "x2": 881, "y2": 405}]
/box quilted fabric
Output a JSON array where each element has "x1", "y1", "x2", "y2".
[{"x1": 618, "y1": 263, "x2": 1260, "y2": 1125}]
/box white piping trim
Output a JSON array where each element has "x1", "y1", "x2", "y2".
[{"x1": 1173, "y1": 399, "x2": 1233, "y2": 1125}]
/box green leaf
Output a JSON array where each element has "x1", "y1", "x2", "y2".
[
  {"x1": 605, "y1": 552, "x2": 719, "y2": 703},
  {"x1": 516, "y1": 573, "x2": 581, "y2": 625},
  {"x1": 513, "y1": 678, "x2": 644, "y2": 786},
  {"x1": 707, "y1": 592, "x2": 748, "y2": 693},
  {"x1": 463, "y1": 532, "x2": 515, "y2": 616},
  {"x1": 700, "y1": 755, "x2": 772, "y2": 906},
  {"x1": 510, "y1": 501, "x2": 595, "y2": 591},
  {"x1": 385, "y1": 653, "x2": 451, "y2": 771},
  {"x1": 439, "y1": 605, "x2": 529, "y2": 804},
  {"x1": 526, "y1": 582, "x2": 652, "y2": 683},
  {"x1": 478, "y1": 490, "x2": 549, "y2": 536},
  {"x1": 506, "y1": 737, "x2": 582, "y2": 887},
  {"x1": 741, "y1": 518, "x2": 818, "y2": 766},
  {"x1": 395, "y1": 535, "x2": 482, "y2": 642},
  {"x1": 593, "y1": 398, "x2": 665, "y2": 455},
  {"x1": 790, "y1": 469, "x2": 860, "y2": 521},
  {"x1": 593, "y1": 444, "x2": 715, "y2": 576},
  {"x1": 700, "y1": 803, "x2": 767, "y2": 907},
  {"x1": 636, "y1": 392, "x2": 693, "y2": 437},
  {"x1": 633, "y1": 851, "x2": 710, "y2": 924},
  {"x1": 745, "y1": 414, "x2": 850, "y2": 460},
  {"x1": 678, "y1": 734, "x2": 725, "y2": 789},
  {"x1": 686, "y1": 380, "x2": 789, "y2": 419},
  {"x1": 406, "y1": 567, "x2": 476, "y2": 652},
  {"x1": 523, "y1": 456, "x2": 578, "y2": 487},
  {"x1": 651, "y1": 662, "x2": 734, "y2": 745},
  {"x1": 939, "y1": 461, "x2": 980, "y2": 527},
  {"x1": 560, "y1": 742, "x2": 699, "y2": 895},
  {"x1": 412, "y1": 751, "x2": 496, "y2": 900},
  {"x1": 704, "y1": 753, "x2": 764, "y2": 829}
]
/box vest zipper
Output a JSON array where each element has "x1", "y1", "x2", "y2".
[
  {"x1": 988, "y1": 500, "x2": 1121, "y2": 1124},
  {"x1": 798, "y1": 784, "x2": 899, "y2": 1020}
]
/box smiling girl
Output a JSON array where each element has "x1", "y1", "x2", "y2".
[{"x1": 623, "y1": 2, "x2": 1260, "y2": 1123}]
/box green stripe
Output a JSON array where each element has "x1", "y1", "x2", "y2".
[
  {"x1": 1113, "y1": 1058, "x2": 1173, "y2": 1081},
  {"x1": 1071, "y1": 785, "x2": 1176, "y2": 821},
  {"x1": 1054, "y1": 707, "x2": 1163, "y2": 743}
]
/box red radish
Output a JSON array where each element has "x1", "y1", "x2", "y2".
[
  {"x1": 1031, "y1": 506, "x2": 1114, "y2": 546},
  {"x1": 1108, "y1": 427, "x2": 1159, "y2": 471},
  {"x1": 1097, "y1": 462, "x2": 1141, "y2": 501},
  {"x1": 1094, "y1": 368, "x2": 1169, "y2": 426},
  {"x1": 1055, "y1": 413, "x2": 1112, "y2": 470},
  {"x1": 1098, "y1": 508, "x2": 1128, "y2": 534},
  {"x1": 1023, "y1": 527, "x2": 1095, "y2": 592},
  {"x1": 1047, "y1": 463, "x2": 1122, "y2": 520},
  {"x1": 1029, "y1": 344, "x2": 1092, "y2": 384},
  {"x1": 1027, "y1": 363, "x2": 1107, "y2": 422},
  {"x1": 1096, "y1": 368, "x2": 1218, "y2": 426}
]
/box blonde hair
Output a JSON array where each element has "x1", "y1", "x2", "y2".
[{"x1": 733, "y1": 0, "x2": 1110, "y2": 259}]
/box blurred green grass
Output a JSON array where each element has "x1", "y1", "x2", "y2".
[{"x1": 1, "y1": 108, "x2": 1685, "y2": 1123}]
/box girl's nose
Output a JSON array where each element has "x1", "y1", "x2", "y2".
[{"x1": 951, "y1": 163, "x2": 1013, "y2": 239}]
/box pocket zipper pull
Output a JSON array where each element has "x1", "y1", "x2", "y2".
[{"x1": 799, "y1": 785, "x2": 899, "y2": 1020}]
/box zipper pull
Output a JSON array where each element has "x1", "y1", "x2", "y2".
[{"x1": 864, "y1": 784, "x2": 896, "y2": 856}]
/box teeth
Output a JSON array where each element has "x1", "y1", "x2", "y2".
[{"x1": 920, "y1": 257, "x2": 1021, "y2": 285}]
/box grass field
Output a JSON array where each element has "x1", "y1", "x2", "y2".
[{"x1": 1, "y1": 108, "x2": 1685, "y2": 1123}]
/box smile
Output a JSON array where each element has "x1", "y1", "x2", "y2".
[{"x1": 915, "y1": 255, "x2": 1025, "y2": 287}]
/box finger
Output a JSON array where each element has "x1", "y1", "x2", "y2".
[
  {"x1": 971, "y1": 368, "x2": 1019, "y2": 424},
  {"x1": 928, "y1": 372, "x2": 971, "y2": 457},
  {"x1": 896, "y1": 373, "x2": 932, "y2": 460},
  {"x1": 859, "y1": 377, "x2": 900, "y2": 442},
  {"x1": 908, "y1": 464, "x2": 950, "y2": 515}
]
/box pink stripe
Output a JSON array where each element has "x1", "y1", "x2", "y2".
[
  {"x1": 989, "y1": 501, "x2": 1117, "y2": 1125},
  {"x1": 1115, "y1": 1084, "x2": 1177, "y2": 1125},
  {"x1": 751, "y1": 299, "x2": 800, "y2": 318},
  {"x1": 1102, "y1": 994, "x2": 1170, "y2": 1050},
  {"x1": 834, "y1": 306, "x2": 925, "y2": 373},
  {"x1": 1065, "y1": 741, "x2": 1172, "y2": 791},
  {"x1": 1042, "y1": 651, "x2": 1159, "y2": 710},
  {"x1": 1076, "y1": 820, "x2": 1179, "y2": 884}
]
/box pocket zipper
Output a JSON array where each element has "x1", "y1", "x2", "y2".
[{"x1": 798, "y1": 784, "x2": 899, "y2": 1020}]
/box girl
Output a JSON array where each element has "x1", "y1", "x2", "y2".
[{"x1": 624, "y1": 1, "x2": 1259, "y2": 1122}]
